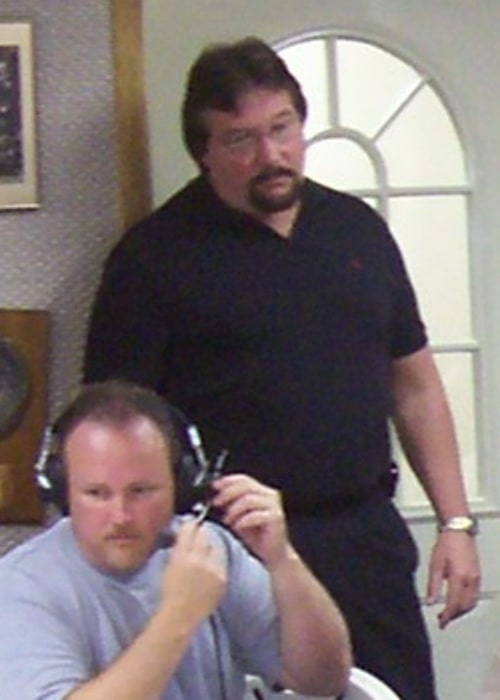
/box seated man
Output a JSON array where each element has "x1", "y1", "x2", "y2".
[{"x1": 0, "y1": 381, "x2": 351, "y2": 699}]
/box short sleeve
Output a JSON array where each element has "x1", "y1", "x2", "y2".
[{"x1": 0, "y1": 566, "x2": 93, "y2": 700}]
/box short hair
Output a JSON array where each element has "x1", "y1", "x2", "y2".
[
  {"x1": 181, "y1": 36, "x2": 307, "y2": 164},
  {"x1": 54, "y1": 381, "x2": 180, "y2": 468}
]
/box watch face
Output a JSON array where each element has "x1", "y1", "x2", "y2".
[
  {"x1": 0, "y1": 334, "x2": 31, "y2": 439},
  {"x1": 450, "y1": 517, "x2": 472, "y2": 528},
  {"x1": 442, "y1": 515, "x2": 479, "y2": 535}
]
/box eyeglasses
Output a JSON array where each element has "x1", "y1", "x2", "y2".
[{"x1": 216, "y1": 113, "x2": 302, "y2": 160}]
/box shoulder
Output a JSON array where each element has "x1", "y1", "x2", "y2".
[
  {"x1": 302, "y1": 178, "x2": 380, "y2": 217},
  {"x1": 300, "y1": 179, "x2": 393, "y2": 244},
  {"x1": 118, "y1": 177, "x2": 213, "y2": 247},
  {"x1": 104, "y1": 177, "x2": 219, "y2": 271},
  {"x1": 0, "y1": 520, "x2": 77, "y2": 592}
]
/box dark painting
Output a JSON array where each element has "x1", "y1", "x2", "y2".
[{"x1": 0, "y1": 46, "x2": 23, "y2": 181}]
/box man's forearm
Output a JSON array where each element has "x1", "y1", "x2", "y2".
[
  {"x1": 394, "y1": 374, "x2": 469, "y2": 519},
  {"x1": 67, "y1": 604, "x2": 196, "y2": 700},
  {"x1": 391, "y1": 346, "x2": 470, "y2": 519},
  {"x1": 269, "y1": 544, "x2": 352, "y2": 697}
]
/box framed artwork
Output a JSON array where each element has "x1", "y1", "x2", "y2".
[{"x1": 0, "y1": 21, "x2": 38, "y2": 209}]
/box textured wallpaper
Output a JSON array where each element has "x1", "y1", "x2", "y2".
[{"x1": 0, "y1": 0, "x2": 120, "y2": 416}]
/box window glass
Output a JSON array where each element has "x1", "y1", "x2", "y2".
[
  {"x1": 278, "y1": 40, "x2": 330, "y2": 138},
  {"x1": 390, "y1": 195, "x2": 472, "y2": 342},
  {"x1": 336, "y1": 39, "x2": 421, "y2": 136},
  {"x1": 377, "y1": 85, "x2": 467, "y2": 186},
  {"x1": 306, "y1": 137, "x2": 376, "y2": 190},
  {"x1": 393, "y1": 353, "x2": 479, "y2": 505}
]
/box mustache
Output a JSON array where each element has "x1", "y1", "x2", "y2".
[{"x1": 251, "y1": 167, "x2": 297, "y2": 185}]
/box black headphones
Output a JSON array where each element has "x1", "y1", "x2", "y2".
[{"x1": 34, "y1": 400, "x2": 224, "y2": 517}]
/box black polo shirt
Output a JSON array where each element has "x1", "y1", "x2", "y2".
[{"x1": 84, "y1": 177, "x2": 427, "y2": 510}]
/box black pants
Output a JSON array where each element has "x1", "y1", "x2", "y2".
[{"x1": 288, "y1": 494, "x2": 437, "y2": 700}]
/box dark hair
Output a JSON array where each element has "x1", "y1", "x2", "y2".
[
  {"x1": 181, "y1": 36, "x2": 307, "y2": 164},
  {"x1": 54, "y1": 381, "x2": 180, "y2": 468}
]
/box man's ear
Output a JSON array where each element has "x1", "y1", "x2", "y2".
[{"x1": 199, "y1": 156, "x2": 210, "y2": 175}]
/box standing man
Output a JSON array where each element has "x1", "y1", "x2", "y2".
[
  {"x1": 83, "y1": 37, "x2": 480, "y2": 699},
  {"x1": 0, "y1": 381, "x2": 351, "y2": 699}
]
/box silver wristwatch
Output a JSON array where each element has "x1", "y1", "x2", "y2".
[{"x1": 438, "y1": 515, "x2": 479, "y2": 536}]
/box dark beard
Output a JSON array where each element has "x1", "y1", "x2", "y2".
[{"x1": 248, "y1": 167, "x2": 303, "y2": 213}]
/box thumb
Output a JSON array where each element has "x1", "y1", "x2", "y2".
[{"x1": 426, "y1": 560, "x2": 444, "y2": 605}]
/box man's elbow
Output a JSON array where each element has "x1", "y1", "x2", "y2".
[
  {"x1": 281, "y1": 642, "x2": 353, "y2": 697},
  {"x1": 311, "y1": 645, "x2": 353, "y2": 698}
]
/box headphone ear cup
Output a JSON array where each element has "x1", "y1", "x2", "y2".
[
  {"x1": 167, "y1": 405, "x2": 211, "y2": 515},
  {"x1": 174, "y1": 451, "x2": 202, "y2": 514},
  {"x1": 41, "y1": 453, "x2": 69, "y2": 516},
  {"x1": 34, "y1": 426, "x2": 69, "y2": 516}
]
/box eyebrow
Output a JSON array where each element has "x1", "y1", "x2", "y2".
[{"x1": 225, "y1": 107, "x2": 297, "y2": 133}]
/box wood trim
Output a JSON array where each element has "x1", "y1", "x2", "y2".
[{"x1": 110, "y1": 0, "x2": 152, "y2": 230}]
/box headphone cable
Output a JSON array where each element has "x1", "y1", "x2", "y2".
[{"x1": 208, "y1": 614, "x2": 229, "y2": 700}]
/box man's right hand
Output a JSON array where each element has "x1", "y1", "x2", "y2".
[{"x1": 160, "y1": 520, "x2": 227, "y2": 629}]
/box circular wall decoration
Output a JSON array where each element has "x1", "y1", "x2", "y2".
[{"x1": 0, "y1": 334, "x2": 31, "y2": 440}]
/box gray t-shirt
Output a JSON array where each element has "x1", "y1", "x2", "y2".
[{"x1": 0, "y1": 517, "x2": 281, "y2": 700}]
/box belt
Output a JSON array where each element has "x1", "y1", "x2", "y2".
[{"x1": 285, "y1": 464, "x2": 398, "y2": 518}]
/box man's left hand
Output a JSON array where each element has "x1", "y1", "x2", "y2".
[
  {"x1": 211, "y1": 474, "x2": 288, "y2": 567},
  {"x1": 426, "y1": 531, "x2": 481, "y2": 629}
]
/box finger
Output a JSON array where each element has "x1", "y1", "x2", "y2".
[
  {"x1": 177, "y1": 519, "x2": 198, "y2": 540},
  {"x1": 438, "y1": 575, "x2": 479, "y2": 629},
  {"x1": 426, "y1": 566, "x2": 444, "y2": 605},
  {"x1": 213, "y1": 474, "x2": 275, "y2": 505},
  {"x1": 230, "y1": 504, "x2": 281, "y2": 531},
  {"x1": 220, "y1": 491, "x2": 278, "y2": 527},
  {"x1": 176, "y1": 519, "x2": 209, "y2": 550},
  {"x1": 438, "y1": 579, "x2": 461, "y2": 629},
  {"x1": 213, "y1": 473, "x2": 257, "y2": 490}
]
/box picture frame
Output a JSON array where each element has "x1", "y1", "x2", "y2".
[{"x1": 0, "y1": 21, "x2": 38, "y2": 210}]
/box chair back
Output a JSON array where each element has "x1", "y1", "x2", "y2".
[
  {"x1": 245, "y1": 666, "x2": 401, "y2": 699},
  {"x1": 346, "y1": 667, "x2": 401, "y2": 699}
]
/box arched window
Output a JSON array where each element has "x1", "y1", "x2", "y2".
[{"x1": 276, "y1": 32, "x2": 479, "y2": 511}]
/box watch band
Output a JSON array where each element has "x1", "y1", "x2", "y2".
[{"x1": 439, "y1": 515, "x2": 479, "y2": 536}]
